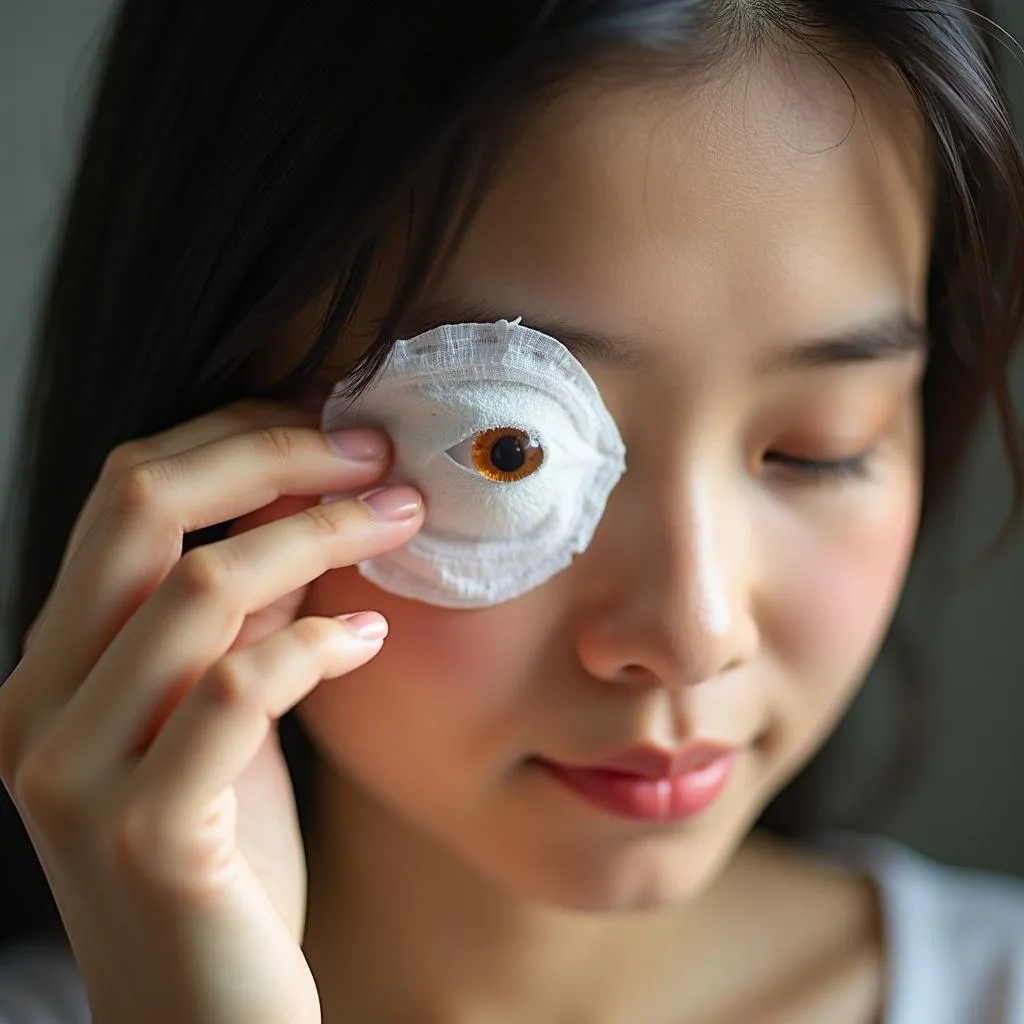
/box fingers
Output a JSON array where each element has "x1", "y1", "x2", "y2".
[
  {"x1": 22, "y1": 400, "x2": 366, "y2": 655},
  {"x1": 24, "y1": 403, "x2": 326, "y2": 653},
  {"x1": 55, "y1": 488, "x2": 422, "y2": 769},
  {"x1": 23, "y1": 417, "x2": 394, "y2": 696},
  {"x1": 123, "y1": 613, "x2": 385, "y2": 865},
  {"x1": 59, "y1": 402, "x2": 322, "y2": 580}
]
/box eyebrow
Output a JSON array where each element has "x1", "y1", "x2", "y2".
[{"x1": 397, "y1": 298, "x2": 928, "y2": 375}]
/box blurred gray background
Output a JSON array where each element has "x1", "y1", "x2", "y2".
[{"x1": 1, "y1": 1, "x2": 1022, "y2": 874}]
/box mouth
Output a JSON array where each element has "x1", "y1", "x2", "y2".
[{"x1": 534, "y1": 742, "x2": 740, "y2": 824}]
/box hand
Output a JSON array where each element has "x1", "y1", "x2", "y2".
[{"x1": 0, "y1": 400, "x2": 424, "y2": 1024}]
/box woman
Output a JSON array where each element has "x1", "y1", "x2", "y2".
[{"x1": 1, "y1": 1, "x2": 1023, "y2": 1020}]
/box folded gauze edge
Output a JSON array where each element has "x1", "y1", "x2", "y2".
[{"x1": 321, "y1": 318, "x2": 627, "y2": 608}]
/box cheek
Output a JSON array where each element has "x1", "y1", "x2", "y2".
[
  {"x1": 295, "y1": 566, "x2": 555, "y2": 773},
  {"x1": 770, "y1": 480, "x2": 920, "y2": 685}
]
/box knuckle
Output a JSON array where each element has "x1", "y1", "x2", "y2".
[
  {"x1": 299, "y1": 500, "x2": 351, "y2": 538},
  {"x1": 170, "y1": 547, "x2": 236, "y2": 600},
  {"x1": 105, "y1": 460, "x2": 168, "y2": 518},
  {"x1": 253, "y1": 425, "x2": 297, "y2": 467},
  {"x1": 13, "y1": 746, "x2": 84, "y2": 825},
  {"x1": 201, "y1": 655, "x2": 259, "y2": 710},
  {"x1": 100, "y1": 439, "x2": 153, "y2": 480},
  {"x1": 291, "y1": 615, "x2": 339, "y2": 649}
]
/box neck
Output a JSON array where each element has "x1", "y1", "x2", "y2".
[{"x1": 300, "y1": 769, "x2": 783, "y2": 1024}]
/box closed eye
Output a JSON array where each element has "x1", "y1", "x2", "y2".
[{"x1": 764, "y1": 451, "x2": 874, "y2": 482}]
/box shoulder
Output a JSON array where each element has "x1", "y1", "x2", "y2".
[
  {"x1": 814, "y1": 830, "x2": 1024, "y2": 1023},
  {"x1": 0, "y1": 936, "x2": 90, "y2": 1023}
]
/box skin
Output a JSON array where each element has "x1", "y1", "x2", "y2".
[{"x1": 266, "y1": 45, "x2": 932, "y2": 1024}]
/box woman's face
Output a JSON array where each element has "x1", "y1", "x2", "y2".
[{"x1": 289, "y1": 50, "x2": 932, "y2": 911}]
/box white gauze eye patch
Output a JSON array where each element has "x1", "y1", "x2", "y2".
[{"x1": 321, "y1": 318, "x2": 626, "y2": 608}]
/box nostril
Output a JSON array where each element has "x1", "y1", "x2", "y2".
[{"x1": 616, "y1": 663, "x2": 653, "y2": 685}]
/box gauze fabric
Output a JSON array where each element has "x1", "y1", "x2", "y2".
[{"x1": 321, "y1": 318, "x2": 627, "y2": 608}]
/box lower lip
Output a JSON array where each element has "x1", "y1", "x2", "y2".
[{"x1": 539, "y1": 752, "x2": 738, "y2": 824}]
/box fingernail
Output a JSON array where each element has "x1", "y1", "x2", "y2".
[
  {"x1": 327, "y1": 427, "x2": 389, "y2": 462},
  {"x1": 358, "y1": 485, "x2": 422, "y2": 521},
  {"x1": 338, "y1": 611, "x2": 389, "y2": 641}
]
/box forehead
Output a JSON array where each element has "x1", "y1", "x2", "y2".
[
  {"x1": 256, "y1": 46, "x2": 934, "y2": 390},
  {"x1": 437, "y1": 47, "x2": 933, "y2": 346}
]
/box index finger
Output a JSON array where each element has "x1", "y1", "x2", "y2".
[
  {"x1": 62, "y1": 401, "x2": 322, "y2": 579},
  {"x1": 23, "y1": 401, "x2": 322, "y2": 653}
]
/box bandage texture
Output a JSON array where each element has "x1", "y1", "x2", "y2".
[{"x1": 322, "y1": 319, "x2": 626, "y2": 607}]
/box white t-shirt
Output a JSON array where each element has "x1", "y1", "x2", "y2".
[
  {"x1": 816, "y1": 830, "x2": 1024, "y2": 1023},
  {"x1": 1, "y1": 832, "x2": 1021, "y2": 1022}
]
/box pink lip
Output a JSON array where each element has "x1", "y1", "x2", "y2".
[{"x1": 538, "y1": 743, "x2": 739, "y2": 823}]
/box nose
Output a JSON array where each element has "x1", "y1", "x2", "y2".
[{"x1": 575, "y1": 472, "x2": 761, "y2": 689}]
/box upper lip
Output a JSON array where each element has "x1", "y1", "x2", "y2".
[{"x1": 553, "y1": 742, "x2": 739, "y2": 780}]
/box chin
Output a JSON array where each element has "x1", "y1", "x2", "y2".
[{"x1": 494, "y1": 830, "x2": 736, "y2": 915}]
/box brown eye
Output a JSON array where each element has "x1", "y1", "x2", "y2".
[{"x1": 446, "y1": 427, "x2": 545, "y2": 483}]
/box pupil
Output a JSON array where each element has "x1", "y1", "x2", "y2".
[{"x1": 490, "y1": 434, "x2": 525, "y2": 472}]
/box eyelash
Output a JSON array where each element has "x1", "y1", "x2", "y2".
[{"x1": 765, "y1": 451, "x2": 874, "y2": 482}]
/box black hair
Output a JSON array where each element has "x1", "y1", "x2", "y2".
[{"x1": 2, "y1": 0, "x2": 1022, "y2": 947}]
